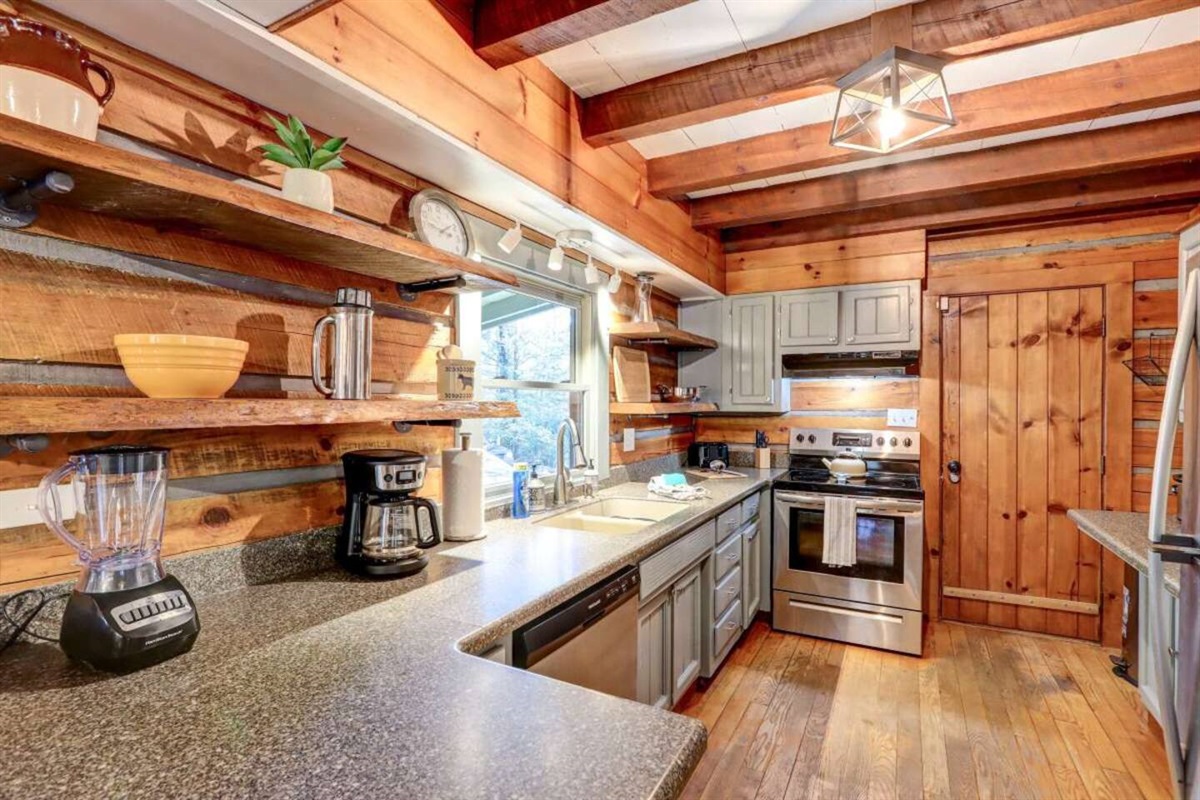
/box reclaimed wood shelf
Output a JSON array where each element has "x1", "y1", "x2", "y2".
[
  {"x1": 610, "y1": 402, "x2": 718, "y2": 415},
  {"x1": 0, "y1": 117, "x2": 516, "y2": 290},
  {"x1": 0, "y1": 397, "x2": 518, "y2": 435},
  {"x1": 609, "y1": 322, "x2": 718, "y2": 350}
]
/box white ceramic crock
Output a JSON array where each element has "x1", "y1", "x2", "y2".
[
  {"x1": 0, "y1": 65, "x2": 100, "y2": 139},
  {"x1": 282, "y1": 167, "x2": 334, "y2": 213}
]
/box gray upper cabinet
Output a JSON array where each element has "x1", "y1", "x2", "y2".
[
  {"x1": 840, "y1": 282, "x2": 913, "y2": 346},
  {"x1": 723, "y1": 295, "x2": 789, "y2": 412},
  {"x1": 778, "y1": 290, "x2": 839, "y2": 347}
]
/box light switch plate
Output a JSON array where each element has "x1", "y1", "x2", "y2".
[
  {"x1": 623, "y1": 427, "x2": 636, "y2": 452},
  {"x1": 0, "y1": 485, "x2": 74, "y2": 530},
  {"x1": 887, "y1": 408, "x2": 918, "y2": 428}
]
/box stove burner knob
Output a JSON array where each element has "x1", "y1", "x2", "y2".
[
  {"x1": 903, "y1": 437, "x2": 913, "y2": 447},
  {"x1": 876, "y1": 437, "x2": 884, "y2": 446},
  {"x1": 807, "y1": 434, "x2": 816, "y2": 443},
  {"x1": 889, "y1": 437, "x2": 898, "y2": 446}
]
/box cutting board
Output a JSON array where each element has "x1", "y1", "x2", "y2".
[{"x1": 613, "y1": 346, "x2": 651, "y2": 402}]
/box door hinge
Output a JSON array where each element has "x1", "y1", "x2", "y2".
[
  {"x1": 1100, "y1": 317, "x2": 1107, "y2": 338},
  {"x1": 1101, "y1": 454, "x2": 1106, "y2": 476}
]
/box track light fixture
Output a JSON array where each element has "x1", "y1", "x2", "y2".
[
  {"x1": 584, "y1": 254, "x2": 601, "y2": 285},
  {"x1": 606, "y1": 268, "x2": 623, "y2": 294},
  {"x1": 497, "y1": 220, "x2": 522, "y2": 254}
]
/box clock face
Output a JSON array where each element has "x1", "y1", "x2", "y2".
[{"x1": 417, "y1": 198, "x2": 470, "y2": 256}]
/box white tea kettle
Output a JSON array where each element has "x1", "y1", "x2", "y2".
[{"x1": 822, "y1": 449, "x2": 867, "y2": 479}]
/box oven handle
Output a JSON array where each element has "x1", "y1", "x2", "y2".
[{"x1": 774, "y1": 490, "x2": 923, "y2": 515}]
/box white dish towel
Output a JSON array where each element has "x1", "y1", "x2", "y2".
[{"x1": 822, "y1": 496, "x2": 859, "y2": 567}]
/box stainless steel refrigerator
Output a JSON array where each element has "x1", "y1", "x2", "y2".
[{"x1": 1150, "y1": 219, "x2": 1200, "y2": 800}]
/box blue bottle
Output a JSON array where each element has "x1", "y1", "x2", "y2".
[{"x1": 512, "y1": 462, "x2": 530, "y2": 519}]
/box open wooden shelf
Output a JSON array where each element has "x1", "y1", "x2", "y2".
[
  {"x1": 0, "y1": 117, "x2": 516, "y2": 290},
  {"x1": 610, "y1": 402, "x2": 718, "y2": 415},
  {"x1": 0, "y1": 397, "x2": 518, "y2": 435},
  {"x1": 609, "y1": 322, "x2": 718, "y2": 350}
]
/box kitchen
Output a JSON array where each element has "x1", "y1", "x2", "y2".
[{"x1": 0, "y1": 0, "x2": 1197, "y2": 798}]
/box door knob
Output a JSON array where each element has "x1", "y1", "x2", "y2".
[{"x1": 947, "y1": 460, "x2": 961, "y2": 484}]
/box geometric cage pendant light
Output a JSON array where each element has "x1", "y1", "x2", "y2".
[{"x1": 830, "y1": 46, "x2": 956, "y2": 154}]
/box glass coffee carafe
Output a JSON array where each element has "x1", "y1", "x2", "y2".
[
  {"x1": 38, "y1": 445, "x2": 170, "y2": 592},
  {"x1": 362, "y1": 497, "x2": 440, "y2": 561}
]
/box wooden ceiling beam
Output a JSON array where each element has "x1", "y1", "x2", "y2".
[
  {"x1": 720, "y1": 161, "x2": 1200, "y2": 252},
  {"x1": 472, "y1": 0, "x2": 696, "y2": 68},
  {"x1": 649, "y1": 42, "x2": 1200, "y2": 199},
  {"x1": 692, "y1": 113, "x2": 1200, "y2": 229},
  {"x1": 580, "y1": 0, "x2": 1199, "y2": 146}
]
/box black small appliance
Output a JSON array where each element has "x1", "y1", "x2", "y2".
[
  {"x1": 688, "y1": 441, "x2": 729, "y2": 469},
  {"x1": 37, "y1": 445, "x2": 199, "y2": 672},
  {"x1": 339, "y1": 449, "x2": 441, "y2": 578}
]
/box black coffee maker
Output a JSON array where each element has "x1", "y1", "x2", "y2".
[{"x1": 339, "y1": 450, "x2": 441, "y2": 578}]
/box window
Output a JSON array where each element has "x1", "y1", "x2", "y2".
[{"x1": 476, "y1": 288, "x2": 589, "y2": 493}]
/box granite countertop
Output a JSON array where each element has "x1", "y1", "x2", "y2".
[
  {"x1": 1068, "y1": 509, "x2": 1182, "y2": 597},
  {"x1": 0, "y1": 470, "x2": 782, "y2": 800}
]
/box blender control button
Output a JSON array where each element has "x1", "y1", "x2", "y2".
[{"x1": 119, "y1": 612, "x2": 135, "y2": 624}]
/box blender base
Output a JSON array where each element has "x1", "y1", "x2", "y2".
[{"x1": 60, "y1": 574, "x2": 200, "y2": 673}]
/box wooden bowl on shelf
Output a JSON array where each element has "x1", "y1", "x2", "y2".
[{"x1": 114, "y1": 334, "x2": 249, "y2": 398}]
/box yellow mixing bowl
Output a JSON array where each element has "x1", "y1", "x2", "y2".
[{"x1": 114, "y1": 334, "x2": 249, "y2": 399}]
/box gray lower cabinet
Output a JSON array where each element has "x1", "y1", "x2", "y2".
[
  {"x1": 741, "y1": 519, "x2": 763, "y2": 627},
  {"x1": 671, "y1": 564, "x2": 703, "y2": 697},
  {"x1": 637, "y1": 563, "x2": 704, "y2": 708},
  {"x1": 636, "y1": 590, "x2": 673, "y2": 709}
]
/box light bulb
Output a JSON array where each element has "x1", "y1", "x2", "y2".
[
  {"x1": 878, "y1": 100, "x2": 906, "y2": 141},
  {"x1": 606, "y1": 269, "x2": 622, "y2": 294},
  {"x1": 584, "y1": 254, "x2": 601, "y2": 285},
  {"x1": 497, "y1": 220, "x2": 522, "y2": 254},
  {"x1": 548, "y1": 245, "x2": 564, "y2": 271}
]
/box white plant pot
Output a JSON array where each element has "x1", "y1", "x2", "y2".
[
  {"x1": 282, "y1": 168, "x2": 334, "y2": 213},
  {"x1": 0, "y1": 65, "x2": 101, "y2": 140}
]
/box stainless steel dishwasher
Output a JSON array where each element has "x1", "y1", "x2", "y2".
[{"x1": 511, "y1": 566, "x2": 639, "y2": 700}]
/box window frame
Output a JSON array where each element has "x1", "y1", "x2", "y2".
[{"x1": 459, "y1": 271, "x2": 606, "y2": 506}]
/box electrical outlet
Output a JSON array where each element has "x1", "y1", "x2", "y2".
[
  {"x1": 623, "y1": 427, "x2": 636, "y2": 452},
  {"x1": 887, "y1": 408, "x2": 918, "y2": 428},
  {"x1": 0, "y1": 485, "x2": 74, "y2": 530}
]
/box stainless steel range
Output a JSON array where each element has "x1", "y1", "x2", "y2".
[{"x1": 772, "y1": 427, "x2": 924, "y2": 655}]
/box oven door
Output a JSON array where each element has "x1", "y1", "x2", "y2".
[{"x1": 773, "y1": 489, "x2": 923, "y2": 611}]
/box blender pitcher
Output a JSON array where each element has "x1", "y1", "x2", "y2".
[
  {"x1": 38, "y1": 445, "x2": 169, "y2": 592},
  {"x1": 36, "y1": 445, "x2": 200, "y2": 672}
]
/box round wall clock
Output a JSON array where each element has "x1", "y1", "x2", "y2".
[{"x1": 409, "y1": 189, "x2": 474, "y2": 258}]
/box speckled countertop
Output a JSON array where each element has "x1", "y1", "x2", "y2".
[
  {"x1": 0, "y1": 471, "x2": 781, "y2": 800},
  {"x1": 1068, "y1": 509, "x2": 1182, "y2": 597}
]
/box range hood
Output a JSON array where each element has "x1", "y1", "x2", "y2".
[{"x1": 781, "y1": 350, "x2": 919, "y2": 378}]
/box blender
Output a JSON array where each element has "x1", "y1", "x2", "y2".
[{"x1": 37, "y1": 445, "x2": 199, "y2": 672}]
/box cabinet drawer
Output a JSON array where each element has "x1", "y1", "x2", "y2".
[
  {"x1": 713, "y1": 565, "x2": 741, "y2": 620},
  {"x1": 713, "y1": 530, "x2": 742, "y2": 583},
  {"x1": 640, "y1": 519, "x2": 716, "y2": 600},
  {"x1": 741, "y1": 492, "x2": 761, "y2": 525},
  {"x1": 716, "y1": 505, "x2": 742, "y2": 544},
  {"x1": 713, "y1": 598, "x2": 743, "y2": 659}
]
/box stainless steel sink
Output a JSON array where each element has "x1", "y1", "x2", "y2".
[{"x1": 534, "y1": 497, "x2": 690, "y2": 534}]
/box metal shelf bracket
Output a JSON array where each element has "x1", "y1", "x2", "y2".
[
  {"x1": 396, "y1": 275, "x2": 466, "y2": 301},
  {"x1": 392, "y1": 420, "x2": 462, "y2": 434},
  {"x1": 0, "y1": 170, "x2": 74, "y2": 228}
]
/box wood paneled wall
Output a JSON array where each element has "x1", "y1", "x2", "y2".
[
  {"x1": 279, "y1": 0, "x2": 725, "y2": 291},
  {"x1": 924, "y1": 210, "x2": 1185, "y2": 645},
  {"x1": 0, "y1": 4, "x2": 471, "y2": 590},
  {"x1": 725, "y1": 230, "x2": 926, "y2": 295}
]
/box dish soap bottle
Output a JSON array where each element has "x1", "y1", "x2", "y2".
[
  {"x1": 583, "y1": 459, "x2": 599, "y2": 499},
  {"x1": 512, "y1": 462, "x2": 530, "y2": 519},
  {"x1": 527, "y1": 466, "x2": 547, "y2": 513}
]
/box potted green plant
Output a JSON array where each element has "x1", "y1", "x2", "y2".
[{"x1": 259, "y1": 113, "x2": 347, "y2": 213}]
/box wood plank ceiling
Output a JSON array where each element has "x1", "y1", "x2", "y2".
[{"x1": 427, "y1": 0, "x2": 1200, "y2": 253}]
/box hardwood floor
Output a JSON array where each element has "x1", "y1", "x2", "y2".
[{"x1": 677, "y1": 620, "x2": 1172, "y2": 800}]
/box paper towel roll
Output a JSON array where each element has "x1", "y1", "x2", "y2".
[{"x1": 442, "y1": 447, "x2": 485, "y2": 541}]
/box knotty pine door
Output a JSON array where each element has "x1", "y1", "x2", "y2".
[{"x1": 940, "y1": 288, "x2": 1106, "y2": 640}]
